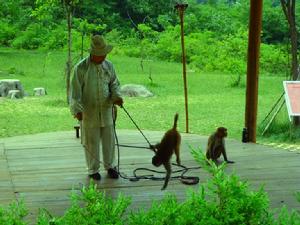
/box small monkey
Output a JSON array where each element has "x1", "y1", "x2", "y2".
[
  {"x1": 151, "y1": 113, "x2": 181, "y2": 190},
  {"x1": 206, "y1": 127, "x2": 234, "y2": 164}
]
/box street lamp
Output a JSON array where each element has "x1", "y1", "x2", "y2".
[{"x1": 175, "y1": 3, "x2": 189, "y2": 133}]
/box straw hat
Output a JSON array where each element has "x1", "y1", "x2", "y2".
[{"x1": 89, "y1": 35, "x2": 113, "y2": 56}]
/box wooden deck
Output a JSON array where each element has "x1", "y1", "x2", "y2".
[{"x1": 0, "y1": 130, "x2": 300, "y2": 223}]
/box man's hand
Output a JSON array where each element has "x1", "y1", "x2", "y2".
[
  {"x1": 113, "y1": 97, "x2": 123, "y2": 107},
  {"x1": 74, "y1": 112, "x2": 82, "y2": 121}
]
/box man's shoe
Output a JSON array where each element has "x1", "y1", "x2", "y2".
[
  {"x1": 107, "y1": 167, "x2": 119, "y2": 179},
  {"x1": 89, "y1": 172, "x2": 101, "y2": 180}
]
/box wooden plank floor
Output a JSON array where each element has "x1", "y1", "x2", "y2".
[{"x1": 0, "y1": 130, "x2": 300, "y2": 224}]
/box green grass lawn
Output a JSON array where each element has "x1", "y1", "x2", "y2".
[{"x1": 0, "y1": 48, "x2": 294, "y2": 143}]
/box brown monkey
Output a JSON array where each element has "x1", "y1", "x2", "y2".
[
  {"x1": 151, "y1": 113, "x2": 181, "y2": 190},
  {"x1": 206, "y1": 127, "x2": 234, "y2": 164}
]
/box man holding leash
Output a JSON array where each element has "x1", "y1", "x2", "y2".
[{"x1": 70, "y1": 35, "x2": 123, "y2": 180}]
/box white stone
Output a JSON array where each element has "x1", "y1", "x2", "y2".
[
  {"x1": 0, "y1": 79, "x2": 25, "y2": 98},
  {"x1": 7, "y1": 90, "x2": 21, "y2": 99},
  {"x1": 33, "y1": 87, "x2": 47, "y2": 96},
  {"x1": 120, "y1": 84, "x2": 154, "y2": 97}
]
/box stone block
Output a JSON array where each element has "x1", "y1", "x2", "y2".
[
  {"x1": 33, "y1": 87, "x2": 47, "y2": 96},
  {"x1": 0, "y1": 79, "x2": 25, "y2": 98},
  {"x1": 7, "y1": 90, "x2": 21, "y2": 99},
  {"x1": 120, "y1": 84, "x2": 154, "y2": 97}
]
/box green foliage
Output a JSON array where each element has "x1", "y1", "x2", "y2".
[
  {"x1": 229, "y1": 73, "x2": 245, "y2": 88},
  {"x1": 11, "y1": 23, "x2": 47, "y2": 49},
  {"x1": 44, "y1": 23, "x2": 67, "y2": 49},
  {"x1": 123, "y1": 25, "x2": 286, "y2": 75},
  {"x1": 127, "y1": 195, "x2": 180, "y2": 225},
  {"x1": 260, "y1": 43, "x2": 288, "y2": 75},
  {"x1": 0, "y1": 0, "x2": 295, "y2": 76},
  {"x1": 35, "y1": 184, "x2": 131, "y2": 225},
  {"x1": 185, "y1": 2, "x2": 249, "y2": 35},
  {"x1": 125, "y1": 0, "x2": 174, "y2": 31},
  {"x1": 258, "y1": 107, "x2": 300, "y2": 143},
  {"x1": 154, "y1": 25, "x2": 181, "y2": 62},
  {"x1": 276, "y1": 206, "x2": 300, "y2": 225},
  {"x1": 32, "y1": 0, "x2": 64, "y2": 28},
  {"x1": 74, "y1": 0, "x2": 124, "y2": 32},
  {"x1": 49, "y1": 184, "x2": 131, "y2": 225},
  {"x1": 191, "y1": 149, "x2": 274, "y2": 224},
  {"x1": 0, "y1": 20, "x2": 17, "y2": 46},
  {"x1": 0, "y1": 200, "x2": 28, "y2": 225},
  {"x1": 262, "y1": 2, "x2": 288, "y2": 44}
]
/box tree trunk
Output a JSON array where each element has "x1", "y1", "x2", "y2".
[
  {"x1": 280, "y1": 0, "x2": 299, "y2": 126},
  {"x1": 280, "y1": 0, "x2": 298, "y2": 80},
  {"x1": 290, "y1": 24, "x2": 300, "y2": 125},
  {"x1": 290, "y1": 24, "x2": 298, "y2": 80},
  {"x1": 81, "y1": 33, "x2": 84, "y2": 59},
  {"x1": 66, "y1": 5, "x2": 72, "y2": 104}
]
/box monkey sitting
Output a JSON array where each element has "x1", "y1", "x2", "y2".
[
  {"x1": 206, "y1": 127, "x2": 234, "y2": 164},
  {"x1": 151, "y1": 113, "x2": 181, "y2": 190}
]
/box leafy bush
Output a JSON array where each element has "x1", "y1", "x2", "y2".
[
  {"x1": 276, "y1": 206, "x2": 300, "y2": 225},
  {"x1": 0, "y1": 20, "x2": 17, "y2": 46},
  {"x1": 119, "y1": 25, "x2": 287, "y2": 76},
  {"x1": 11, "y1": 23, "x2": 47, "y2": 49},
  {"x1": 127, "y1": 149, "x2": 275, "y2": 224},
  {"x1": 0, "y1": 200, "x2": 27, "y2": 225},
  {"x1": 260, "y1": 43, "x2": 288, "y2": 75},
  {"x1": 190, "y1": 149, "x2": 275, "y2": 224},
  {"x1": 37, "y1": 184, "x2": 131, "y2": 225},
  {"x1": 43, "y1": 23, "x2": 67, "y2": 50},
  {"x1": 155, "y1": 25, "x2": 181, "y2": 62}
]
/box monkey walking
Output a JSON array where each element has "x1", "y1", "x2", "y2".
[
  {"x1": 151, "y1": 113, "x2": 181, "y2": 190},
  {"x1": 206, "y1": 127, "x2": 234, "y2": 164}
]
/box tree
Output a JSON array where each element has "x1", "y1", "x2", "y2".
[
  {"x1": 33, "y1": 0, "x2": 78, "y2": 102},
  {"x1": 280, "y1": 0, "x2": 299, "y2": 126},
  {"x1": 120, "y1": 0, "x2": 174, "y2": 31},
  {"x1": 74, "y1": 18, "x2": 106, "y2": 59},
  {"x1": 280, "y1": 0, "x2": 299, "y2": 80},
  {"x1": 61, "y1": 0, "x2": 79, "y2": 104},
  {"x1": 262, "y1": 3, "x2": 288, "y2": 44}
]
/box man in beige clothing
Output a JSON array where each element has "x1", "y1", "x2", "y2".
[{"x1": 70, "y1": 35, "x2": 123, "y2": 180}]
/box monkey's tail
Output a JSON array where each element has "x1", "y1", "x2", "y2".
[{"x1": 173, "y1": 113, "x2": 179, "y2": 129}]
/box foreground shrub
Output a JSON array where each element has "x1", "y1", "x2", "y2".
[
  {"x1": 37, "y1": 184, "x2": 131, "y2": 225},
  {"x1": 190, "y1": 149, "x2": 275, "y2": 224},
  {"x1": 0, "y1": 200, "x2": 27, "y2": 225},
  {"x1": 127, "y1": 148, "x2": 275, "y2": 224}
]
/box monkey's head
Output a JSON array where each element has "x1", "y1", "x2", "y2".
[
  {"x1": 152, "y1": 155, "x2": 162, "y2": 167},
  {"x1": 217, "y1": 127, "x2": 227, "y2": 138}
]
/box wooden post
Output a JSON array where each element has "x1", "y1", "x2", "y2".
[
  {"x1": 175, "y1": 3, "x2": 189, "y2": 133},
  {"x1": 244, "y1": 0, "x2": 263, "y2": 143}
]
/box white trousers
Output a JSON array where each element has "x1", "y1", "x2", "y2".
[{"x1": 82, "y1": 125, "x2": 115, "y2": 175}]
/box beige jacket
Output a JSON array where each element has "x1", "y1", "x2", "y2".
[{"x1": 70, "y1": 57, "x2": 121, "y2": 128}]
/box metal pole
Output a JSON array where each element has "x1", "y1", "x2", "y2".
[
  {"x1": 244, "y1": 0, "x2": 263, "y2": 143},
  {"x1": 175, "y1": 3, "x2": 189, "y2": 133}
]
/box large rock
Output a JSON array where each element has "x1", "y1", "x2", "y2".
[
  {"x1": 120, "y1": 84, "x2": 154, "y2": 97},
  {"x1": 33, "y1": 87, "x2": 47, "y2": 96},
  {"x1": 7, "y1": 90, "x2": 21, "y2": 99},
  {"x1": 0, "y1": 79, "x2": 25, "y2": 98}
]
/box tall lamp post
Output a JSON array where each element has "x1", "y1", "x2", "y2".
[{"x1": 175, "y1": 3, "x2": 189, "y2": 133}]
